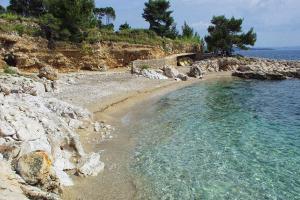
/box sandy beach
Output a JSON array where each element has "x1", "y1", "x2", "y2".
[{"x1": 57, "y1": 70, "x2": 233, "y2": 200}]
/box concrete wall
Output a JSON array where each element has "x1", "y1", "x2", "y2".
[{"x1": 132, "y1": 53, "x2": 196, "y2": 69}]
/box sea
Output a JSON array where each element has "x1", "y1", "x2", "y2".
[
  {"x1": 126, "y1": 49, "x2": 300, "y2": 200},
  {"x1": 236, "y1": 48, "x2": 300, "y2": 61}
]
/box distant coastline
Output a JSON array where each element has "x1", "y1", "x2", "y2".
[{"x1": 249, "y1": 47, "x2": 275, "y2": 50}]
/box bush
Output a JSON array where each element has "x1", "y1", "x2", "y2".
[
  {"x1": 86, "y1": 28, "x2": 101, "y2": 44},
  {"x1": 140, "y1": 65, "x2": 150, "y2": 70},
  {"x1": 0, "y1": 13, "x2": 19, "y2": 21},
  {"x1": 15, "y1": 24, "x2": 25, "y2": 36},
  {"x1": 4, "y1": 66, "x2": 17, "y2": 74},
  {"x1": 80, "y1": 41, "x2": 93, "y2": 55}
]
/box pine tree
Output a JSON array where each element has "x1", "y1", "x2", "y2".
[
  {"x1": 182, "y1": 21, "x2": 194, "y2": 38},
  {"x1": 142, "y1": 0, "x2": 177, "y2": 38},
  {"x1": 205, "y1": 15, "x2": 256, "y2": 55},
  {"x1": 7, "y1": 0, "x2": 45, "y2": 17}
]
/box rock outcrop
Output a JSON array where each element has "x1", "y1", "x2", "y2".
[
  {"x1": 0, "y1": 74, "x2": 105, "y2": 199},
  {"x1": 0, "y1": 32, "x2": 199, "y2": 72},
  {"x1": 141, "y1": 69, "x2": 168, "y2": 80},
  {"x1": 0, "y1": 161, "x2": 29, "y2": 200},
  {"x1": 192, "y1": 57, "x2": 300, "y2": 80},
  {"x1": 188, "y1": 66, "x2": 203, "y2": 79},
  {"x1": 38, "y1": 66, "x2": 58, "y2": 81},
  {"x1": 232, "y1": 59, "x2": 300, "y2": 80},
  {"x1": 163, "y1": 65, "x2": 180, "y2": 78}
]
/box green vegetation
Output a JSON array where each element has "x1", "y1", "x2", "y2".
[
  {"x1": 205, "y1": 15, "x2": 256, "y2": 55},
  {"x1": 0, "y1": 5, "x2": 6, "y2": 14},
  {"x1": 181, "y1": 21, "x2": 201, "y2": 43},
  {"x1": 0, "y1": 0, "x2": 202, "y2": 47},
  {"x1": 4, "y1": 66, "x2": 17, "y2": 74},
  {"x1": 119, "y1": 22, "x2": 131, "y2": 31},
  {"x1": 44, "y1": 0, "x2": 96, "y2": 42},
  {"x1": 142, "y1": 0, "x2": 178, "y2": 39},
  {"x1": 0, "y1": 0, "x2": 258, "y2": 55},
  {"x1": 140, "y1": 65, "x2": 150, "y2": 70},
  {"x1": 0, "y1": 14, "x2": 40, "y2": 36},
  {"x1": 7, "y1": 0, "x2": 45, "y2": 17},
  {"x1": 94, "y1": 7, "x2": 116, "y2": 29}
]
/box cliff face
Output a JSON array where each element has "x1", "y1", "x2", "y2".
[{"x1": 0, "y1": 33, "x2": 200, "y2": 72}]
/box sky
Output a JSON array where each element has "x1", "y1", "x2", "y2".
[{"x1": 1, "y1": 0, "x2": 300, "y2": 47}]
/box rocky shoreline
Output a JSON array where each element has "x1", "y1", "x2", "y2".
[
  {"x1": 192, "y1": 57, "x2": 300, "y2": 80},
  {"x1": 1, "y1": 55, "x2": 300, "y2": 200},
  {"x1": 0, "y1": 72, "x2": 113, "y2": 200},
  {"x1": 132, "y1": 56, "x2": 300, "y2": 81}
]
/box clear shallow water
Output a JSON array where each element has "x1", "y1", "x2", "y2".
[
  {"x1": 129, "y1": 79, "x2": 300, "y2": 200},
  {"x1": 236, "y1": 49, "x2": 300, "y2": 60}
]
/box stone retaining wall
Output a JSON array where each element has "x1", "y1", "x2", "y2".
[{"x1": 132, "y1": 53, "x2": 196, "y2": 69}]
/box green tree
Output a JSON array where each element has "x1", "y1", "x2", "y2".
[
  {"x1": 142, "y1": 0, "x2": 177, "y2": 38},
  {"x1": 182, "y1": 21, "x2": 194, "y2": 38},
  {"x1": 39, "y1": 13, "x2": 62, "y2": 49},
  {"x1": 0, "y1": 5, "x2": 6, "y2": 14},
  {"x1": 94, "y1": 7, "x2": 116, "y2": 27},
  {"x1": 44, "y1": 0, "x2": 96, "y2": 42},
  {"x1": 7, "y1": 0, "x2": 45, "y2": 17},
  {"x1": 119, "y1": 22, "x2": 131, "y2": 31},
  {"x1": 205, "y1": 15, "x2": 256, "y2": 55}
]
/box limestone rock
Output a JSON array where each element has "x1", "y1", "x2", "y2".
[
  {"x1": 177, "y1": 73, "x2": 188, "y2": 81},
  {"x1": 38, "y1": 66, "x2": 58, "y2": 81},
  {"x1": 163, "y1": 66, "x2": 179, "y2": 78},
  {"x1": 188, "y1": 66, "x2": 203, "y2": 79},
  {"x1": 78, "y1": 153, "x2": 105, "y2": 176},
  {"x1": 0, "y1": 161, "x2": 29, "y2": 200},
  {"x1": 20, "y1": 184, "x2": 61, "y2": 200},
  {"x1": 0, "y1": 121, "x2": 16, "y2": 136},
  {"x1": 16, "y1": 151, "x2": 53, "y2": 185},
  {"x1": 0, "y1": 74, "x2": 45, "y2": 96},
  {"x1": 141, "y1": 69, "x2": 168, "y2": 80}
]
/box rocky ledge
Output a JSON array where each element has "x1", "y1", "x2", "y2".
[
  {"x1": 0, "y1": 74, "x2": 110, "y2": 200},
  {"x1": 192, "y1": 57, "x2": 300, "y2": 80},
  {"x1": 232, "y1": 58, "x2": 300, "y2": 80}
]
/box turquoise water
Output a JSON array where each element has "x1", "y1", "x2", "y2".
[{"x1": 129, "y1": 78, "x2": 300, "y2": 200}]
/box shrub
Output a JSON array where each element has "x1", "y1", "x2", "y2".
[
  {"x1": 15, "y1": 24, "x2": 25, "y2": 36},
  {"x1": 80, "y1": 41, "x2": 93, "y2": 55},
  {"x1": 86, "y1": 28, "x2": 101, "y2": 44},
  {"x1": 140, "y1": 65, "x2": 150, "y2": 70},
  {"x1": 0, "y1": 13, "x2": 19, "y2": 21},
  {"x1": 4, "y1": 66, "x2": 17, "y2": 74}
]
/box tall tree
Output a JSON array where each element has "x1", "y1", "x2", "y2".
[
  {"x1": 205, "y1": 15, "x2": 256, "y2": 55},
  {"x1": 7, "y1": 0, "x2": 45, "y2": 17},
  {"x1": 0, "y1": 5, "x2": 6, "y2": 14},
  {"x1": 142, "y1": 0, "x2": 177, "y2": 38},
  {"x1": 44, "y1": 0, "x2": 96, "y2": 42},
  {"x1": 94, "y1": 7, "x2": 116, "y2": 27},
  {"x1": 181, "y1": 21, "x2": 194, "y2": 38}
]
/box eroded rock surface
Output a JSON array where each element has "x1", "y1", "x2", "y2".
[
  {"x1": 0, "y1": 74, "x2": 106, "y2": 199},
  {"x1": 192, "y1": 57, "x2": 300, "y2": 80}
]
